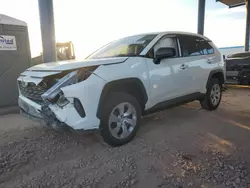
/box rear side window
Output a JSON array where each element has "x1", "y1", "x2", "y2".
[
  {"x1": 178, "y1": 35, "x2": 214, "y2": 57},
  {"x1": 200, "y1": 41, "x2": 214, "y2": 55}
]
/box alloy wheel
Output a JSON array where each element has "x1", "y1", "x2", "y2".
[
  {"x1": 108, "y1": 102, "x2": 137, "y2": 139},
  {"x1": 210, "y1": 84, "x2": 221, "y2": 106}
]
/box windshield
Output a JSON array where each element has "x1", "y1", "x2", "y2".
[{"x1": 87, "y1": 34, "x2": 157, "y2": 59}]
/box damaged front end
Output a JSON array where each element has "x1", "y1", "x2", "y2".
[
  {"x1": 19, "y1": 99, "x2": 65, "y2": 130},
  {"x1": 18, "y1": 66, "x2": 99, "y2": 130}
]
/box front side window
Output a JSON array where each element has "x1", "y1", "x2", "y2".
[
  {"x1": 179, "y1": 35, "x2": 214, "y2": 57},
  {"x1": 146, "y1": 37, "x2": 178, "y2": 58},
  {"x1": 87, "y1": 34, "x2": 157, "y2": 59}
]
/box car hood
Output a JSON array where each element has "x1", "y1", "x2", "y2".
[
  {"x1": 28, "y1": 57, "x2": 128, "y2": 71},
  {"x1": 226, "y1": 58, "x2": 250, "y2": 68}
]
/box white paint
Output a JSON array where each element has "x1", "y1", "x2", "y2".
[
  {"x1": 17, "y1": 31, "x2": 225, "y2": 130},
  {"x1": 17, "y1": 76, "x2": 42, "y2": 85},
  {"x1": 20, "y1": 70, "x2": 61, "y2": 78},
  {"x1": 28, "y1": 57, "x2": 128, "y2": 71},
  {"x1": 0, "y1": 35, "x2": 17, "y2": 51}
]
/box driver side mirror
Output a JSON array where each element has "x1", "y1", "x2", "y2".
[{"x1": 154, "y1": 47, "x2": 176, "y2": 64}]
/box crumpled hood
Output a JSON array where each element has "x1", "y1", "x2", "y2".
[
  {"x1": 18, "y1": 57, "x2": 128, "y2": 84},
  {"x1": 28, "y1": 57, "x2": 128, "y2": 71}
]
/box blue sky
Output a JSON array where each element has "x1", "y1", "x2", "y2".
[{"x1": 0, "y1": 0, "x2": 246, "y2": 58}]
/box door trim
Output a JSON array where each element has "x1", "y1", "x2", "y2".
[{"x1": 144, "y1": 92, "x2": 205, "y2": 115}]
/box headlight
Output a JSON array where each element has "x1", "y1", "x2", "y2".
[
  {"x1": 41, "y1": 66, "x2": 99, "y2": 102},
  {"x1": 57, "y1": 93, "x2": 70, "y2": 108},
  {"x1": 41, "y1": 71, "x2": 77, "y2": 102}
]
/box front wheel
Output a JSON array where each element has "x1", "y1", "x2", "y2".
[
  {"x1": 100, "y1": 92, "x2": 141, "y2": 147},
  {"x1": 200, "y1": 78, "x2": 222, "y2": 110}
]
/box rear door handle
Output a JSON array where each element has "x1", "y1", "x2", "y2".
[{"x1": 180, "y1": 64, "x2": 188, "y2": 70}]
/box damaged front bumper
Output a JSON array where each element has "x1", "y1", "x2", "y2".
[
  {"x1": 18, "y1": 93, "x2": 97, "y2": 131},
  {"x1": 17, "y1": 66, "x2": 106, "y2": 131},
  {"x1": 19, "y1": 95, "x2": 68, "y2": 130},
  {"x1": 17, "y1": 71, "x2": 105, "y2": 131}
]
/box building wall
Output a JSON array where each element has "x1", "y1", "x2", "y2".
[{"x1": 0, "y1": 24, "x2": 31, "y2": 107}]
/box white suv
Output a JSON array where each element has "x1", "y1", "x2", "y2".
[{"x1": 18, "y1": 32, "x2": 225, "y2": 146}]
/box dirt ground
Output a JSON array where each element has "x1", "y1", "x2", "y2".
[{"x1": 0, "y1": 88, "x2": 250, "y2": 188}]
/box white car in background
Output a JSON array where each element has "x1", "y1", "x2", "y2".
[{"x1": 18, "y1": 31, "x2": 225, "y2": 146}]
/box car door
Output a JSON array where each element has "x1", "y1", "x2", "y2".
[
  {"x1": 177, "y1": 35, "x2": 209, "y2": 94},
  {"x1": 198, "y1": 40, "x2": 219, "y2": 91},
  {"x1": 144, "y1": 35, "x2": 192, "y2": 107},
  {"x1": 178, "y1": 35, "x2": 218, "y2": 94}
]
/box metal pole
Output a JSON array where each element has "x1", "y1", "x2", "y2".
[
  {"x1": 245, "y1": 0, "x2": 250, "y2": 51},
  {"x1": 38, "y1": 0, "x2": 57, "y2": 63},
  {"x1": 197, "y1": 0, "x2": 206, "y2": 35}
]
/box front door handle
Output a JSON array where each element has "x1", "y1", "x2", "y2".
[
  {"x1": 180, "y1": 64, "x2": 188, "y2": 70},
  {"x1": 207, "y1": 59, "x2": 213, "y2": 64}
]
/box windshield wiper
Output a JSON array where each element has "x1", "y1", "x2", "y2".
[
  {"x1": 91, "y1": 54, "x2": 139, "y2": 59},
  {"x1": 113, "y1": 54, "x2": 138, "y2": 57}
]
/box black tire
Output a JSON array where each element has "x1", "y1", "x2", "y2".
[
  {"x1": 100, "y1": 92, "x2": 141, "y2": 147},
  {"x1": 200, "y1": 78, "x2": 222, "y2": 110}
]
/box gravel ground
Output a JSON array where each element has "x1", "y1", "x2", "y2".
[{"x1": 0, "y1": 88, "x2": 250, "y2": 188}]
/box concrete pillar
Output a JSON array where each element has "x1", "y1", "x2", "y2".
[
  {"x1": 38, "y1": 0, "x2": 57, "y2": 63},
  {"x1": 197, "y1": 0, "x2": 206, "y2": 35},
  {"x1": 245, "y1": 0, "x2": 250, "y2": 51}
]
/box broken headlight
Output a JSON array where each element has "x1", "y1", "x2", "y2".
[
  {"x1": 41, "y1": 66, "x2": 99, "y2": 102},
  {"x1": 41, "y1": 71, "x2": 78, "y2": 102},
  {"x1": 76, "y1": 65, "x2": 99, "y2": 82},
  {"x1": 57, "y1": 93, "x2": 70, "y2": 108}
]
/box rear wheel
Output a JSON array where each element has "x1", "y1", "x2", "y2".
[
  {"x1": 100, "y1": 92, "x2": 141, "y2": 147},
  {"x1": 200, "y1": 78, "x2": 222, "y2": 110}
]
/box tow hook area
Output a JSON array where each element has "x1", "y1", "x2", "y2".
[
  {"x1": 40, "y1": 105, "x2": 64, "y2": 130},
  {"x1": 20, "y1": 103, "x2": 69, "y2": 131}
]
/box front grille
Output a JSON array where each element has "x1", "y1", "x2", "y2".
[{"x1": 18, "y1": 81, "x2": 47, "y2": 105}]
